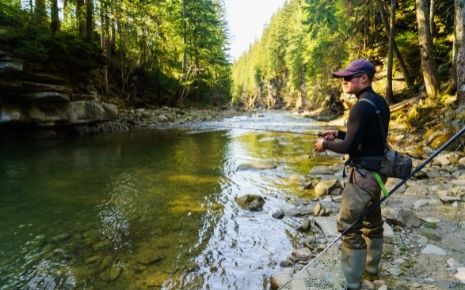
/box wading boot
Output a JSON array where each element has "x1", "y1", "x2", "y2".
[
  {"x1": 341, "y1": 245, "x2": 367, "y2": 290},
  {"x1": 365, "y1": 238, "x2": 383, "y2": 276}
]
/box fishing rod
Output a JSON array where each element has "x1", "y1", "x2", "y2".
[
  {"x1": 279, "y1": 125, "x2": 465, "y2": 289},
  {"x1": 214, "y1": 126, "x2": 323, "y2": 136}
]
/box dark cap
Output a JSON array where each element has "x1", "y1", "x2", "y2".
[{"x1": 332, "y1": 59, "x2": 375, "y2": 78}]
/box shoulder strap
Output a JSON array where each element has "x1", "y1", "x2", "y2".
[{"x1": 358, "y1": 98, "x2": 387, "y2": 144}]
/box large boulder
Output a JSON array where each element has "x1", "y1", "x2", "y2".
[
  {"x1": 314, "y1": 179, "x2": 342, "y2": 198},
  {"x1": 235, "y1": 194, "x2": 265, "y2": 211}
]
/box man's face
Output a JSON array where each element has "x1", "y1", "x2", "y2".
[{"x1": 341, "y1": 73, "x2": 366, "y2": 94}]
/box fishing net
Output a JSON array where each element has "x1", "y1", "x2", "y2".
[{"x1": 280, "y1": 244, "x2": 346, "y2": 290}]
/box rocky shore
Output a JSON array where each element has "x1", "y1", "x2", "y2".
[{"x1": 267, "y1": 151, "x2": 465, "y2": 289}]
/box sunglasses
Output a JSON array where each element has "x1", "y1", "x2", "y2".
[{"x1": 343, "y1": 73, "x2": 364, "y2": 81}]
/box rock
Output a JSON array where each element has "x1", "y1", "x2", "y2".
[
  {"x1": 298, "y1": 217, "x2": 313, "y2": 232},
  {"x1": 309, "y1": 166, "x2": 335, "y2": 176},
  {"x1": 414, "y1": 199, "x2": 430, "y2": 209},
  {"x1": 270, "y1": 271, "x2": 292, "y2": 290},
  {"x1": 455, "y1": 267, "x2": 465, "y2": 284},
  {"x1": 447, "y1": 258, "x2": 463, "y2": 271},
  {"x1": 383, "y1": 223, "x2": 394, "y2": 243},
  {"x1": 138, "y1": 253, "x2": 164, "y2": 266},
  {"x1": 99, "y1": 265, "x2": 122, "y2": 282},
  {"x1": 51, "y1": 233, "x2": 72, "y2": 243},
  {"x1": 362, "y1": 279, "x2": 375, "y2": 289},
  {"x1": 387, "y1": 267, "x2": 402, "y2": 276},
  {"x1": 373, "y1": 280, "x2": 385, "y2": 287},
  {"x1": 235, "y1": 194, "x2": 265, "y2": 211},
  {"x1": 312, "y1": 202, "x2": 330, "y2": 216},
  {"x1": 384, "y1": 208, "x2": 421, "y2": 228},
  {"x1": 146, "y1": 273, "x2": 169, "y2": 287},
  {"x1": 378, "y1": 285, "x2": 388, "y2": 290},
  {"x1": 314, "y1": 179, "x2": 341, "y2": 198},
  {"x1": 237, "y1": 161, "x2": 276, "y2": 171},
  {"x1": 272, "y1": 209, "x2": 284, "y2": 219},
  {"x1": 314, "y1": 216, "x2": 338, "y2": 237},
  {"x1": 459, "y1": 157, "x2": 465, "y2": 168},
  {"x1": 292, "y1": 248, "x2": 312, "y2": 260},
  {"x1": 421, "y1": 244, "x2": 447, "y2": 255},
  {"x1": 279, "y1": 258, "x2": 294, "y2": 267},
  {"x1": 405, "y1": 184, "x2": 429, "y2": 197},
  {"x1": 93, "y1": 240, "x2": 112, "y2": 251},
  {"x1": 0, "y1": 105, "x2": 29, "y2": 123},
  {"x1": 434, "y1": 153, "x2": 451, "y2": 167}
]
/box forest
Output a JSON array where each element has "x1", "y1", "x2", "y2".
[
  {"x1": 1, "y1": 0, "x2": 465, "y2": 113},
  {"x1": 232, "y1": 0, "x2": 465, "y2": 113},
  {"x1": 0, "y1": 0, "x2": 230, "y2": 107}
]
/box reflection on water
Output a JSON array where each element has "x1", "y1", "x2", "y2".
[{"x1": 0, "y1": 112, "x2": 339, "y2": 289}]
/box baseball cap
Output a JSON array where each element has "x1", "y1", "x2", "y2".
[{"x1": 332, "y1": 59, "x2": 375, "y2": 78}]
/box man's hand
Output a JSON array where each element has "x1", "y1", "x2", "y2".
[
  {"x1": 318, "y1": 129, "x2": 338, "y2": 141},
  {"x1": 314, "y1": 138, "x2": 326, "y2": 153}
]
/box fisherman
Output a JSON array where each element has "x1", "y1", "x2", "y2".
[{"x1": 314, "y1": 59, "x2": 390, "y2": 290}]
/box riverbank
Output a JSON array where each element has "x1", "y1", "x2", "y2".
[{"x1": 268, "y1": 112, "x2": 465, "y2": 289}]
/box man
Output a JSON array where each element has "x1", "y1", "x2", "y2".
[{"x1": 314, "y1": 59, "x2": 390, "y2": 290}]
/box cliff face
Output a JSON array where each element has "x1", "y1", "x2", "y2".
[{"x1": 0, "y1": 48, "x2": 117, "y2": 139}]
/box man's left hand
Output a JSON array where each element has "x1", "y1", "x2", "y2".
[{"x1": 314, "y1": 138, "x2": 326, "y2": 153}]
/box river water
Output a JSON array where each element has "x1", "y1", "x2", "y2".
[{"x1": 0, "y1": 112, "x2": 339, "y2": 289}]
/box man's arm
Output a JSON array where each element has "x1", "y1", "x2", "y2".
[{"x1": 321, "y1": 103, "x2": 368, "y2": 154}]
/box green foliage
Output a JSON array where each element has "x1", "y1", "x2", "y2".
[
  {"x1": 1, "y1": 0, "x2": 230, "y2": 106},
  {"x1": 231, "y1": 0, "x2": 351, "y2": 108}
]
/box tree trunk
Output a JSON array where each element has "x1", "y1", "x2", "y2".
[
  {"x1": 386, "y1": 0, "x2": 396, "y2": 104},
  {"x1": 429, "y1": 0, "x2": 435, "y2": 37},
  {"x1": 377, "y1": 0, "x2": 414, "y2": 91},
  {"x1": 76, "y1": 0, "x2": 86, "y2": 38},
  {"x1": 86, "y1": 0, "x2": 94, "y2": 42},
  {"x1": 416, "y1": 0, "x2": 440, "y2": 98},
  {"x1": 34, "y1": 0, "x2": 46, "y2": 25},
  {"x1": 100, "y1": 0, "x2": 109, "y2": 95},
  {"x1": 456, "y1": 0, "x2": 465, "y2": 103},
  {"x1": 51, "y1": 0, "x2": 60, "y2": 33}
]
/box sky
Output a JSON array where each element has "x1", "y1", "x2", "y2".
[{"x1": 224, "y1": 0, "x2": 287, "y2": 61}]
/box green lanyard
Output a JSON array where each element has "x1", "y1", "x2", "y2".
[{"x1": 372, "y1": 172, "x2": 389, "y2": 197}]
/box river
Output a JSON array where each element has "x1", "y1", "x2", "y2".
[{"x1": 0, "y1": 112, "x2": 339, "y2": 289}]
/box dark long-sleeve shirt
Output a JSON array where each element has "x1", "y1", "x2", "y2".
[{"x1": 323, "y1": 87, "x2": 390, "y2": 159}]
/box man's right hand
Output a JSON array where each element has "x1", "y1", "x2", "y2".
[{"x1": 318, "y1": 130, "x2": 338, "y2": 141}]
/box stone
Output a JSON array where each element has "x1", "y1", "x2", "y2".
[
  {"x1": 99, "y1": 265, "x2": 122, "y2": 282},
  {"x1": 235, "y1": 194, "x2": 265, "y2": 211},
  {"x1": 314, "y1": 179, "x2": 340, "y2": 198},
  {"x1": 455, "y1": 268, "x2": 465, "y2": 284},
  {"x1": 292, "y1": 248, "x2": 312, "y2": 260},
  {"x1": 298, "y1": 218, "x2": 313, "y2": 232},
  {"x1": 383, "y1": 222, "x2": 394, "y2": 242},
  {"x1": 362, "y1": 279, "x2": 375, "y2": 289},
  {"x1": 237, "y1": 161, "x2": 276, "y2": 171},
  {"x1": 372, "y1": 280, "x2": 385, "y2": 287},
  {"x1": 279, "y1": 258, "x2": 294, "y2": 267},
  {"x1": 138, "y1": 253, "x2": 164, "y2": 265},
  {"x1": 272, "y1": 209, "x2": 284, "y2": 219},
  {"x1": 421, "y1": 244, "x2": 447, "y2": 255},
  {"x1": 270, "y1": 271, "x2": 292, "y2": 290},
  {"x1": 385, "y1": 208, "x2": 421, "y2": 228},
  {"x1": 146, "y1": 273, "x2": 169, "y2": 287},
  {"x1": 0, "y1": 105, "x2": 29, "y2": 123},
  {"x1": 314, "y1": 216, "x2": 338, "y2": 237},
  {"x1": 447, "y1": 258, "x2": 463, "y2": 271},
  {"x1": 413, "y1": 199, "x2": 429, "y2": 209},
  {"x1": 378, "y1": 285, "x2": 388, "y2": 290},
  {"x1": 93, "y1": 240, "x2": 112, "y2": 251}
]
